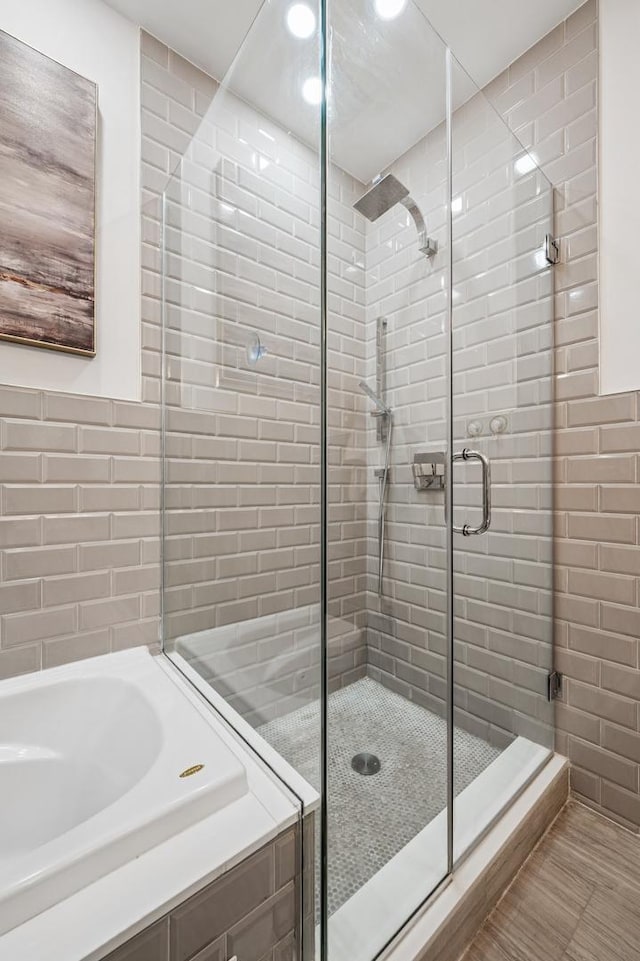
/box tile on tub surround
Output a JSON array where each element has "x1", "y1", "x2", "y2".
[
  {"x1": 101, "y1": 824, "x2": 299, "y2": 961},
  {"x1": 170, "y1": 844, "x2": 276, "y2": 960},
  {"x1": 0, "y1": 389, "x2": 161, "y2": 673},
  {"x1": 102, "y1": 920, "x2": 169, "y2": 961}
]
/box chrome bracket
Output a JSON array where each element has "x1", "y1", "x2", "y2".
[
  {"x1": 418, "y1": 233, "x2": 439, "y2": 258},
  {"x1": 547, "y1": 670, "x2": 563, "y2": 701},
  {"x1": 544, "y1": 234, "x2": 560, "y2": 265}
]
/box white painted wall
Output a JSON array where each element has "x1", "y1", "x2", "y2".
[
  {"x1": 0, "y1": 0, "x2": 141, "y2": 401},
  {"x1": 599, "y1": 0, "x2": 640, "y2": 395}
]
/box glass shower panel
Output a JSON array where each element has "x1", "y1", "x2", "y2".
[
  {"x1": 325, "y1": 4, "x2": 450, "y2": 959},
  {"x1": 449, "y1": 56, "x2": 555, "y2": 861},
  {"x1": 161, "y1": 0, "x2": 324, "y2": 788}
]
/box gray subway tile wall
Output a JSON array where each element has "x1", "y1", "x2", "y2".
[
  {"x1": 362, "y1": 0, "x2": 640, "y2": 826},
  {"x1": 101, "y1": 823, "x2": 299, "y2": 961},
  {"x1": 0, "y1": 387, "x2": 161, "y2": 677},
  {"x1": 496, "y1": 0, "x2": 640, "y2": 830},
  {"x1": 361, "y1": 66, "x2": 555, "y2": 746}
]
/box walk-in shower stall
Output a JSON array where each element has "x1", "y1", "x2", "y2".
[{"x1": 159, "y1": 1, "x2": 556, "y2": 959}]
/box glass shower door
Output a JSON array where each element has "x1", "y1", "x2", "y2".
[
  {"x1": 323, "y1": 17, "x2": 556, "y2": 961},
  {"x1": 449, "y1": 57, "x2": 555, "y2": 862},
  {"x1": 159, "y1": 8, "x2": 324, "y2": 959},
  {"x1": 324, "y1": 4, "x2": 451, "y2": 959}
]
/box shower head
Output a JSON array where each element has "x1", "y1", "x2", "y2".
[
  {"x1": 354, "y1": 174, "x2": 410, "y2": 222},
  {"x1": 353, "y1": 174, "x2": 438, "y2": 258},
  {"x1": 359, "y1": 381, "x2": 391, "y2": 417}
]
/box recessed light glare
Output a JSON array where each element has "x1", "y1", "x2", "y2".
[
  {"x1": 535, "y1": 249, "x2": 548, "y2": 270},
  {"x1": 515, "y1": 153, "x2": 537, "y2": 176},
  {"x1": 252, "y1": 152, "x2": 270, "y2": 171},
  {"x1": 374, "y1": 0, "x2": 407, "y2": 20},
  {"x1": 287, "y1": 3, "x2": 316, "y2": 38},
  {"x1": 302, "y1": 76, "x2": 323, "y2": 105}
]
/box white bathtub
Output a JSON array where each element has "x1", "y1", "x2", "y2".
[{"x1": 0, "y1": 647, "x2": 249, "y2": 937}]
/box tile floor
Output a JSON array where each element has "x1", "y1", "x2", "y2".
[
  {"x1": 460, "y1": 800, "x2": 640, "y2": 961},
  {"x1": 258, "y1": 677, "x2": 501, "y2": 914}
]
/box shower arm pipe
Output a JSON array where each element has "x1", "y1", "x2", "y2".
[
  {"x1": 400, "y1": 196, "x2": 429, "y2": 254},
  {"x1": 401, "y1": 196, "x2": 438, "y2": 257}
]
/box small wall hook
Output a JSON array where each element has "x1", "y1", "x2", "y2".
[
  {"x1": 247, "y1": 332, "x2": 267, "y2": 366},
  {"x1": 489, "y1": 415, "x2": 508, "y2": 435}
]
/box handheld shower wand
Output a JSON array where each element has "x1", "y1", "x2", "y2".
[{"x1": 359, "y1": 381, "x2": 391, "y2": 417}]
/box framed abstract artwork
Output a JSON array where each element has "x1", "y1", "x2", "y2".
[{"x1": 0, "y1": 30, "x2": 97, "y2": 356}]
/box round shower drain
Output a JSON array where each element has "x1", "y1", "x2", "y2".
[{"x1": 351, "y1": 752, "x2": 381, "y2": 775}]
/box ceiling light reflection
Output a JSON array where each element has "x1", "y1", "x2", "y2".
[
  {"x1": 374, "y1": 0, "x2": 407, "y2": 20},
  {"x1": 302, "y1": 76, "x2": 323, "y2": 105},
  {"x1": 286, "y1": 3, "x2": 316, "y2": 38},
  {"x1": 515, "y1": 153, "x2": 537, "y2": 176}
]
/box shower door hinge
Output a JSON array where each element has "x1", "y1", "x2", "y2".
[
  {"x1": 547, "y1": 670, "x2": 563, "y2": 701},
  {"x1": 544, "y1": 234, "x2": 560, "y2": 265}
]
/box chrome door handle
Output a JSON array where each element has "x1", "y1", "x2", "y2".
[{"x1": 452, "y1": 448, "x2": 491, "y2": 536}]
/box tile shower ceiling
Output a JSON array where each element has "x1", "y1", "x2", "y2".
[{"x1": 105, "y1": 0, "x2": 585, "y2": 182}]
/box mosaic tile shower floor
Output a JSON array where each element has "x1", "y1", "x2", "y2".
[{"x1": 258, "y1": 677, "x2": 501, "y2": 915}]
